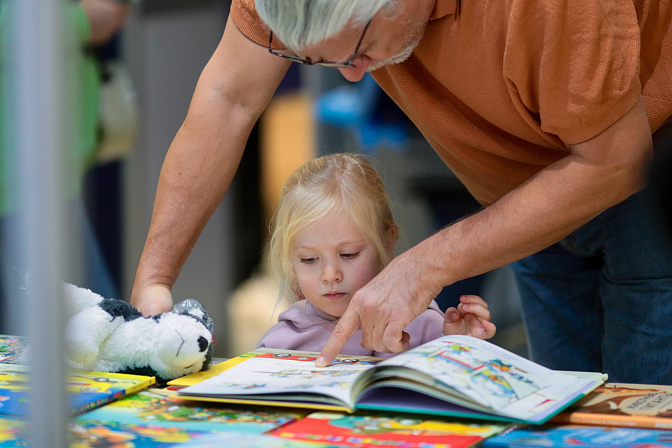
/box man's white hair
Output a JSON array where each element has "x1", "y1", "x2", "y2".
[{"x1": 255, "y1": 0, "x2": 393, "y2": 51}]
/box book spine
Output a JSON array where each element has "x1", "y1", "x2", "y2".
[
  {"x1": 72, "y1": 392, "x2": 123, "y2": 416},
  {"x1": 552, "y1": 413, "x2": 672, "y2": 430},
  {"x1": 72, "y1": 380, "x2": 154, "y2": 416}
]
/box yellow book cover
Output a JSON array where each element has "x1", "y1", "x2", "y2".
[{"x1": 0, "y1": 365, "x2": 155, "y2": 416}]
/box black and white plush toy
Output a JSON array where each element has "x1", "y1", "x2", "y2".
[{"x1": 24, "y1": 284, "x2": 214, "y2": 383}]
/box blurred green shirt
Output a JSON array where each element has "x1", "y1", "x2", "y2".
[{"x1": 0, "y1": 3, "x2": 101, "y2": 216}]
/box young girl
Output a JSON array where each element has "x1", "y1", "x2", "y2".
[{"x1": 256, "y1": 153, "x2": 495, "y2": 357}]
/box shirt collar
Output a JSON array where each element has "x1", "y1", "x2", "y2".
[
  {"x1": 304, "y1": 300, "x2": 339, "y2": 321},
  {"x1": 430, "y1": 0, "x2": 459, "y2": 21}
]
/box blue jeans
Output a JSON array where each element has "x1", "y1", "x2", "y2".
[{"x1": 511, "y1": 187, "x2": 672, "y2": 384}]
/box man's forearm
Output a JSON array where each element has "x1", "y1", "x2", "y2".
[
  {"x1": 130, "y1": 15, "x2": 291, "y2": 312},
  {"x1": 418, "y1": 100, "x2": 652, "y2": 289},
  {"x1": 131, "y1": 91, "x2": 256, "y2": 303}
]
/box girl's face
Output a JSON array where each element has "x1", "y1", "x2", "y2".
[{"x1": 290, "y1": 214, "x2": 383, "y2": 317}]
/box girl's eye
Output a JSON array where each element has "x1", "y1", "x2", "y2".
[
  {"x1": 300, "y1": 257, "x2": 317, "y2": 264},
  {"x1": 341, "y1": 252, "x2": 360, "y2": 259}
]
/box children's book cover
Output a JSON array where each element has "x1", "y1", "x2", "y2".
[
  {"x1": 483, "y1": 424, "x2": 672, "y2": 447},
  {"x1": 76, "y1": 388, "x2": 303, "y2": 434},
  {"x1": 0, "y1": 364, "x2": 155, "y2": 416},
  {"x1": 551, "y1": 382, "x2": 672, "y2": 430},
  {"x1": 176, "y1": 431, "x2": 346, "y2": 448},
  {"x1": 0, "y1": 335, "x2": 27, "y2": 364},
  {"x1": 0, "y1": 417, "x2": 29, "y2": 447},
  {"x1": 1, "y1": 416, "x2": 213, "y2": 448},
  {"x1": 68, "y1": 419, "x2": 217, "y2": 447},
  {"x1": 271, "y1": 411, "x2": 510, "y2": 448}
]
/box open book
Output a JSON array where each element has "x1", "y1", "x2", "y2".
[{"x1": 178, "y1": 336, "x2": 606, "y2": 424}]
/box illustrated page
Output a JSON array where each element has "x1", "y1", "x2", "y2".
[
  {"x1": 180, "y1": 350, "x2": 379, "y2": 408},
  {"x1": 376, "y1": 335, "x2": 603, "y2": 421}
]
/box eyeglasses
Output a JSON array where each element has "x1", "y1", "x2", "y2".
[{"x1": 268, "y1": 20, "x2": 371, "y2": 68}]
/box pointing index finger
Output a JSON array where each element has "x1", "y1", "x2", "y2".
[{"x1": 316, "y1": 310, "x2": 361, "y2": 367}]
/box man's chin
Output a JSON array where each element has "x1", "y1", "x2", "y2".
[
  {"x1": 367, "y1": 53, "x2": 410, "y2": 72},
  {"x1": 367, "y1": 38, "x2": 420, "y2": 72}
]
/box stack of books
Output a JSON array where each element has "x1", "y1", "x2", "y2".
[{"x1": 4, "y1": 332, "x2": 672, "y2": 447}]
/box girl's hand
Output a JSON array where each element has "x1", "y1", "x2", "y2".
[{"x1": 443, "y1": 295, "x2": 496, "y2": 339}]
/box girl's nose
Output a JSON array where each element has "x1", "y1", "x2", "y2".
[{"x1": 322, "y1": 263, "x2": 343, "y2": 283}]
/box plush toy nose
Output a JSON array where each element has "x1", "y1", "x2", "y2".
[{"x1": 198, "y1": 336, "x2": 209, "y2": 352}]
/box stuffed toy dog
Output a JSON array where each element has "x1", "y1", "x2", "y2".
[{"x1": 23, "y1": 284, "x2": 214, "y2": 383}]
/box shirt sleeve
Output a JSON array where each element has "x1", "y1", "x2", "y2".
[
  {"x1": 70, "y1": 4, "x2": 91, "y2": 47},
  {"x1": 503, "y1": 0, "x2": 641, "y2": 145},
  {"x1": 230, "y1": 0, "x2": 286, "y2": 50}
]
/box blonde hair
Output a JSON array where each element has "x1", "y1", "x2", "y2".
[{"x1": 269, "y1": 153, "x2": 398, "y2": 304}]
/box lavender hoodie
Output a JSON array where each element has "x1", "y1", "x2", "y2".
[{"x1": 255, "y1": 300, "x2": 445, "y2": 358}]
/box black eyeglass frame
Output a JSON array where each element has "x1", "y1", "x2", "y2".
[{"x1": 268, "y1": 19, "x2": 371, "y2": 68}]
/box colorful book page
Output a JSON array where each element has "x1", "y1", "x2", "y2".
[
  {"x1": 76, "y1": 389, "x2": 303, "y2": 434},
  {"x1": 367, "y1": 336, "x2": 605, "y2": 422},
  {"x1": 69, "y1": 419, "x2": 215, "y2": 447},
  {"x1": 0, "y1": 335, "x2": 27, "y2": 364},
  {"x1": 179, "y1": 349, "x2": 381, "y2": 410},
  {"x1": 0, "y1": 417, "x2": 29, "y2": 447},
  {"x1": 177, "y1": 432, "x2": 346, "y2": 448},
  {"x1": 272, "y1": 411, "x2": 510, "y2": 448},
  {"x1": 484, "y1": 424, "x2": 672, "y2": 447}
]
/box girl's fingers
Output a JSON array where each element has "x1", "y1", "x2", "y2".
[
  {"x1": 460, "y1": 294, "x2": 489, "y2": 309},
  {"x1": 480, "y1": 320, "x2": 497, "y2": 339},
  {"x1": 444, "y1": 307, "x2": 460, "y2": 321},
  {"x1": 460, "y1": 303, "x2": 491, "y2": 321}
]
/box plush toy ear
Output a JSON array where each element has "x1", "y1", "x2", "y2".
[
  {"x1": 171, "y1": 299, "x2": 214, "y2": 334},
  {"x1": 63, "y1": 283, "x2": 105, "y2": 317}
]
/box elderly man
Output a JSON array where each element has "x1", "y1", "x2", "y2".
[{"x1": 131, "y1": 0, "x2": 672, "y2": 383}]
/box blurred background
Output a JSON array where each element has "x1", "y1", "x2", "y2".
[{"x1": 0, "y1": 0, "x2": 526, "y2": 359}]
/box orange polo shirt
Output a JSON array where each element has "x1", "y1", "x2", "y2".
[{"x1": 231, "y1": 0, "x2": 672, "y2": 205}]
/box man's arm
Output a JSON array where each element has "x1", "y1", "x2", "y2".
[
  {"x1": 317, "y1": 97, "x2": 653, "y2": 366},
  {"x1": 131, "y1": 16, "x2": 291, "y2": 315}
]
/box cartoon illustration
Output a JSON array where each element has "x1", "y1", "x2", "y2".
[
  {"x1": 0, "y1": 418, "x2": 29, "y2": 446},
  {"x1": 271, "y1": 369, "x2": 368, "y2": 380},
  {"x1": 0, "y1": 336, "x2": 28, "y2": 364},
  {"x1": 67, "y1": 373, "x2": 142, "y2": 394},
  {"x1": 402, "y1": 340, "x2": 541, "y2": 408},
  {"x1": 273, "y1": 412, "x2": 507, "y2": 448},
  {"x1": 69, "y1": 421, "x2": 200, "y2": 447}
]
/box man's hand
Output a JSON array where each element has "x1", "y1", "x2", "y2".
[
  {"x1": 443, "y1": 294, "x2": 496, "y2": 339},
  {"x1": 316, "y1": 244, "x2": 444, "y2": 367},
  {"x1": 131, "y1": 284, "x2": 174, "y2": 316}
]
